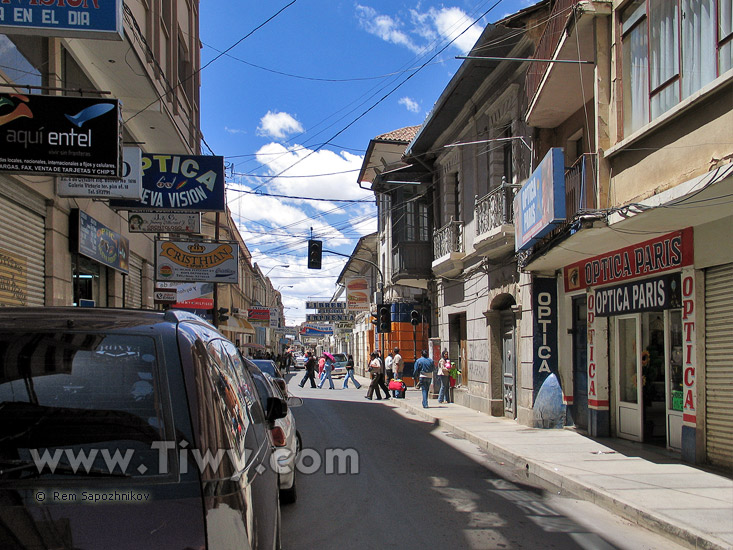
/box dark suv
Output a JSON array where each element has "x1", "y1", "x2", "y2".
[{"x1": 0, "y1": 308, "x2": 284, "y2": 549}]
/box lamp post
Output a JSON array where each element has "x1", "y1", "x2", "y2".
[{"x1": 265, "y1": 264, "x2": 289, "y2": 277}]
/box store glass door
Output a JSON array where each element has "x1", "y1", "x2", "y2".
[{"x1": 617, "y1": 316, "x2": 643, "y2": 441}]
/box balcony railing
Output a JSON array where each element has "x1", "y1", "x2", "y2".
[
  {"x1": 433, "y1": 218, "x2": 463, "y2": 259},
  {"x1": 526, "y1": 0, "x2": 578, "y2": 105},
  {"x1": 475, "y1": 178, "x2": 522, "y2": 236},
  {"x1": 565, "y1": 153, "x2": 597, "y2": 219}
]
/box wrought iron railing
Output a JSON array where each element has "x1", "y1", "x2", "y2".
[
  {"x1": 433, "y1": 218, "x2": 464, "y2": 259},
  {"x1": 565, "y1": 153, "x2": 597, "y2": 219},
  {"x1": 526, "y1": 0, "x2": 578, "y2": 105},
  {"x1": 475, "y1": 177, "x2": 522, "y2": 236}
]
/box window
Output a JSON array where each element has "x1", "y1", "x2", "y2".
[
  {"x1": 418, "y1": 203, "x2": 429, "y2": 241},
  {"x1": 405, "y1": 201, "x2": 415, "y2": 241},
  {"x1": 502, "y1": 128, "x2": 514, "y2": 184},
  {"x1": 0, "y1": 35, "x2": 45, "y2": 88},
  {"x1": 621, "y1": 0, "x2": 728, "y2": 135},
  {"x1": 178, "y1": 33, "x2": 193, "y2": 103}
]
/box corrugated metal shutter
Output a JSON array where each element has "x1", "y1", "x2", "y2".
[
  {"x1": 705, "y1": 264, "x2": 733, "y2": 470},
  {"x1": 0, "y1": 193, "x2": 45, "y2": 307},
  {"x1": 125, "y1": 253, "x2": 143, "y2": 309}
]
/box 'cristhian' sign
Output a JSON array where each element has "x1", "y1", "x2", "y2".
[{"x1": 111, "y1": 154, "x2": 225, "y2": 212}]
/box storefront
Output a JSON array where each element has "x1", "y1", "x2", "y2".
[{"x1": 563, "y1": 228, "x2": 695, "y2": 452}]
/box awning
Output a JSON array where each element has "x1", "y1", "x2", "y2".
[{"x1": 220, "y1": 316, "x2": 255, "y2": 334}]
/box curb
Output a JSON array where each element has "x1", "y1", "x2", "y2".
[{"x1": 388, "y1": 397, "x2": 728, "y2": 550}]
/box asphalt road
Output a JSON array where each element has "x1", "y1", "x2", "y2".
[{"x1": 281, "y1": 372, "x2": 686, "y2": 550}]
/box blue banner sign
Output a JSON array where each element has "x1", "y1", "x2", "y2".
[
  {"x1": 111, "y1": 154, "x2": 226, "y2": 212},
  {"x1": 300, "y1": 324, "x2": 334, "y2": 336},
  {"x1": 0, "y1": 0, "x2": 123, "y2": 40},
  {"x1": 514, "y1": 148, "x2": 566, "y2": 252}
]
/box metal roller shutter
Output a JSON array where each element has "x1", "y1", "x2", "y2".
[
  {"x1": 0, "y1": 193, "x2": 45, "y2": 307},
  {"x1": 705, "y1": 264, "x2": 733, "y2": 470},
  {"x1": 125, "y1": 253, "x2": 143, "y2": 309}
]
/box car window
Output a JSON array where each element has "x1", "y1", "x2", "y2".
[
  {"x1": 219, "y1": 341, "x2": 268, "y2": 442},
  {"x1": 333, "y1": 354, "x2": 347, "y2": 362},
  {"x1": 0, "y1": 331, "x2": 166, "y2": 478}
]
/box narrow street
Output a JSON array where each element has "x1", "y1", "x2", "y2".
[{"x1": 281, "y1": 375, "x2": 686, "y2": 550}]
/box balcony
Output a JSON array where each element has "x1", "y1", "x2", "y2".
[
  {"x1": 432, "y1": 219, "x2": 465, "y2": 278},
  {"x1": 565, "y1": 153, "x2": 597, "y2": 218},
  {"x1": 391, "y1": 241, "x2": 433, "y2": 287},
  {"x1": 474, "y1": 178, "x2": 521, "y2": 259},
  {"x1": 525, "y1": 0, "x2": 608, "y2": 128}
]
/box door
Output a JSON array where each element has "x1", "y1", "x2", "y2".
[
  {"x1": 502, "y1": 313, "x2": 516, "y2": 418},
  {"x1": 616, "y1": 315, "x2": 643, "y2": 441},
  {"x1": 571, "y1": 297, "x2": 588, "y2": 430}
]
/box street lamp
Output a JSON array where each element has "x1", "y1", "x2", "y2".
[
  {"x1": 277, "y1": 285, "x2": 294, "y2": 292},
  {"x1": 265, "y1": 264, "x2": 289, "y2": 277}
]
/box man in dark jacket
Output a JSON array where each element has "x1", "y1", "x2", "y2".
[{"x1": 298, "y1": 351, "x2": 318, "y2": 388}]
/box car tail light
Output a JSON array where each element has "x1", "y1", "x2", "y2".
[{"x1": 269, "y1": 426, "x2": 287, "y2": 447}]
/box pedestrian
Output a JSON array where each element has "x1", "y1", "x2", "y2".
[
  {"x1": 343, "y1": 354, "x2": 361, "y2": 389},
  {"x1": 413, "y1": 349, "x2": 435, "y2": 408},
  {"x1": 437, "y1": 349, "x2": 452, "y2": 404},
  {"x1": 391, "y1": 347, "x2": 403, "y2": 398},
  {"x1": 298, "y1": 352, "x2": 317, "y2": 388},
  {"x1": 375, "y1": 350, "x2": 390, "y2": 398},
  {"x1": 318, "y1": 353, "x2": 335, "y2": 389},
  {"x1": 365, "y1": 352, "x2": 386, "y2": 400},
  {"x1": 385, "y1": 350, "x2": 394, "y2": 382}
]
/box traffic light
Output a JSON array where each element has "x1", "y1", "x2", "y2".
[
  {"x1": 307, "y1": 239, "x2": 322, "y2": 269},
  {"x1": 410, "y1": 309, "x2": 420, "y2": 326},
  {"x1": 378, "y1": 304, "x2": 391, "y2": 333},
  {"x1": 218, "y1": 307, "x2": 230, "y2": 323},
  {"x1": 371, "y1": 310, "x2": 379, "y2": 331}
]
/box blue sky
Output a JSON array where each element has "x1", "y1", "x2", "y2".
[{"x1": 199, "y1": 0, "x2": 532, "y2": 324}]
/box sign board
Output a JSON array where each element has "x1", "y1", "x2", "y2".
[
  {"x1": 306, "y1": 301, "x2": 346, "y2": 310},
  {"x1": 300, "y1": 323, "x2": 334, "y2": 336},
  {"x1": 155, "y1": 241, "x2": 238, "y2": 283},
  {"x1": 153, "y1": 288, "x2": 177, "y2": 304},
  {"x1": 564, "y1": 228, "x2": 693, "y2": 292},
  {"x1": 306, "y1": 313, "x2": 355, "y2": 322},
  {"x1": 247, "y1": 307, "x2": 271, "y2": 323},
  {"x1": 0, "y1": 94, "x2": 121, "y2": 177},
  {"x1": 111, "y1": 154, "x2": 226, "y2": 212},
  {"x1": 0, "y1": 0, "x2": 123, "y2": 40},
  {"x1": 593, "y1": 273, "x2": 682, "y2": 317},
  {"x1": 58, "y1": 146, "x2": 141, "y2": 199},
  {"x1": 129, "y1": 211, "x2": 201, "y2": 233},
  {"x1": 70, "y1": 209, "x2": 129, "y2": 274},
  {"x1": 514, "y1": 148, "x2": 566, "y2": 252},
  {"x1": 156, "y1": 282, "x2": 214, "y2": 309},
  {"x1": 532, "y1": 277, "x2": 558, "y2": 400},
  {"x1": 345, "y1": 277, "x2": 370, "y2": 312},
  {"x1": 0, "y1": 247, "x2": 27, "y2": 306}
]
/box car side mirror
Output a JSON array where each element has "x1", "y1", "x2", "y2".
[
  {"x1": 265, "y1": 396, "x2": 288, "y2": 421},
  {"x1": 286, "y1": 396, "x2": 303, "y2": 408}
]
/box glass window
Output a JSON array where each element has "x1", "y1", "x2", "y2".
[
  {"x1": 719, "y1": 0, "x2": 733, "y2": 73},
  {"x1": 406, "y1": 201, "x2": 415, "y2": 241},
  {"x1": 622, "y1": 1, "x2": 650, "y2": 135},
  {"x1": 418, "y1": 203, "x2": 429, "y2": 241},
  {"x1": 649, "y1": 0, "x2": 680, "y2": 119},
  {"x1": 618, "y1": 317, "x2": 639, "y2": 403},
  {"x1": 0, "y1": 34, "x2": 45, "y2": 88},
  {"x1": 668, "y1": 310, "x2": 683, "y2": 411}
]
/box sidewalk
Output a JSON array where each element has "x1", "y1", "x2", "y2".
[{"x1": 384, "y1": 385, "x2": 733, "y2": 550}]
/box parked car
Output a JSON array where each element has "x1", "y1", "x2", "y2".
[
  {"x1": 252, "y1": 359, "x2": 289, "y2": 396},
  {"x1": 293, "y1": 354, "x2": 306, "y2": 369},
  {"x1": 0, "y1": 307, "x2": 284, "y2": 549},
  {"x1": 247, "y1": 362, "x2": 302, "y2": 505},
  {"x1": 330, "y1": 353, "x2": 348, "y2": 377}
]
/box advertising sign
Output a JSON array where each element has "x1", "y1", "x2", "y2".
[
  {"x1": 0, "y1": 0, "x2": 123, "y2": 40},
  {"x1": 70, "y1": 209, "x2": 129, "y2": 274},
  {"x1": 532, "y1": 277, "x2": 558, "y2": 400},
  {"x1": 306, "y1": 313, "x2": 355, "y2": 322},
  {"x1": 564, "y1": 228, "x2": 693, "y2": 292},
  {"x1": 129, "y1": 212, "x2": 201, "y2": 233},
  {"x1": 110, "y1": 154, "x2": 225, "y2": 212},
  {"x1": 157, "y1": 282, "x2": 214, "y2": 309},
  {"x1": 306, "y1": 301, "x2": 346, "y2": 310},
  {"x1": 514, "y1": 148, "x2": 566, "y2": 252},
  {"x1": 0, "y1": 94, "x2": 121, "y2": 177},
  {"x1": 593, "y1": 273, "x2": 682, "y2": 317},
  {"x1": 248, "y1": 307, "x2": 271, "y2": 323},
  {"x1": 153, "y1": 288, "x2": 177, "y2": 304},
  {"x1": 300, "y1": 323, "x2": 334, "y2": 336},
  {"x1": 0, "y1": 247, "x2": 27, "y2": 306},
  {"x1": 155, "y1": 241, "x2": 238, "y2": 283},
  {"x1": 58, "y1": 146, "x2": 141, "y2": 199},
  {"x1": 345, "y1": 277, "x2": 370, "y2": 312}
]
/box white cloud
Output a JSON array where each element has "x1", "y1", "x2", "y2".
[
  {"x1": 226, "y1": 142, "x2": 376, "y2": 325},
  {"x1": 398, "y1": 96, "x2": 420, "y2": 113},
  {"x1": 256, "y1": 111, "x2": 304, "y2": 140},
  {"x1": 356, "y1": 4, "x2": 484, "y2": 56},
  {"x1": 224, "y1": 126, "x2": 246, "y2": 135}
]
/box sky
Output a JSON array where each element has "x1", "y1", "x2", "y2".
[{"x1": 199, "y1": 0, "x2": 533, "y2": 325}]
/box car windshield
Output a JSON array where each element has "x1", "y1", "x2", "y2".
[
  {"x1": 251, "y1": 360, "x2": 279, "y2": 378},
  {"x1": 0, "y1": 331, "x2": 166, "y2": 479},
  {"x1": 332, "y1": 354, "x2": 347, "y2": 363}
]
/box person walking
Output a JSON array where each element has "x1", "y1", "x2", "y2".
[
  {"x1": 318, "y1": 353, "x2": 335, "y2": 389},
  {"x1": 413, "y1": 349, "x2": 435, "y2": 408},
  {"x1": 365, "y1": 352, "x2": 385, "y2": 400},
  {"x1": 375, "y1": 350, "x2": 390, "y2": 399},
  {"x1": 437, "y1": 349, "x2": 452, "y2": 404},
  {"x1": 298, "y1": 352, "x2": 317, "y2": 388},
  {"x1": 385, "y1": 351, "x2": 394, "y2": 382},
  {"x1": 391, "y1": 347, "x2": 403, "y2": 398},
  {"x1": 342, "y1": 354, "x2": 361, "y2": 389}
]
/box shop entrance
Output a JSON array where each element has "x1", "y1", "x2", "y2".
[
  {"x1": 614, "y1": 311, "x2": 681, "y2": 447},
  {"x1": 570, "y1": 297, "x2": 588, "y2": 430}
]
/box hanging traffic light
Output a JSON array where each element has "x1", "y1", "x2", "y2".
[
  {"x1": 307, "y1": 239, "x2": 322, "y2": 269},
  {"x1": 378, "y1": 304, "x2": 391, "y2": 333},
  {"x1": 410, "y1": 309, "x2": 420, "y2": 326}
]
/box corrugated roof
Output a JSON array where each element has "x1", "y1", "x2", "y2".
[{"x1": 374, "y1": 125, "x2": 421, "y2": 144}]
